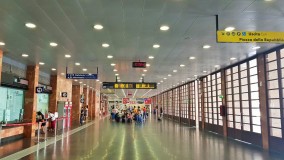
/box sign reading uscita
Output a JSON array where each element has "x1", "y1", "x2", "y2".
[{"x1": 217, "y1": 31, "x2": 284, "y2": 43}]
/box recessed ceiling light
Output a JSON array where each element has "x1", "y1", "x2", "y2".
[
  {"x1": 160, "y1": 25, "x2": 169, "y2": 31},
  {"x1": 65, "y1": 54, "x2": 71, "y2": 58},
  {"x1": 75, "y1": 62, "x2": 80, "y2": 66},
  {"x1": 82, "y1": 68, "x2": 87, "y2": 71},
  {"x1": 22, "y1": 54, "x2": 29, "y2": 57},
  {"x1": 102, "y1": 43, "x2": 109, "y2": 48},
  {"x1": 252, "y1": 46, "x2": 261, "y2": 50},
  {"x1": 173, "y1": 70, "x2": 177, "y2": 73},
  {"x1": 79, "y1": 81, "x2": 83, "y2": 83},
  {"x1": 189, "y1": 57, "x2": 196, "y2": 60},
  {"x1": 61, "y1": 73, "x2": 65, "y2": 75},
  {"x1": 173, "y1": 85, "x2": 176, "y2": 87},
  {"x1": 74, "y1": 80, "x2": 78, "y2": 82},
  {"x1": 140, "y1": 77, "x2": 143, "y2": 80},
  {"x1": 142, "y1": 74, "x2": 145, "y2": 76},
  {"x1": 180, "y1": 64, "x2": 185, "y2": 67},
  {"x1": 158, "y1": 83, "x2": 160, "y2": 85},
  {"x1": 160, "y1": 80, "x2": 163, "y2": 83},
  {"x1": 177, "y1": 83, "x2": 180, "y2": 85},
  {"x1": 194, "y1": 75, "x2": 198, "y2": 77},
  {"x1": 146, "y1": 64, "x2": 150, "y2": 67},
  {"x1": 168, "y1": 74, "x2": 172, "y2": 77},
  {"x1": 50, "y1": 42, "x2": 58, "y2": 47},
  {"x1": 83, "y1": 84, "x2": 86, "y2": 86},
  {"x1": 107, "y1": 55, "x2": 113, "y2": 59},
  {"x1": 0, "y1": 42, "x2": 5, "y2": 46},
  {"x1": 39, "y1": 62, "x2": 45, "y2": 65},
  {"x1": 51, "y1": 68, "x2": 56, "y2": 71},
  {"x1": 187, "y1": 78, "x2": 191, "y2": 80},
  {"x1": 113, "y1": 69, "x2": 118, "y2": 72},
  {"x1": 182, "y1": 81, "x2": 185, "y2": 83},
  {"x1": 230, "y1": 57, "x2": 236, "y2": 60},
  {"x1": 215, "y1": 65, "x2": 220, "y2": 68},
  {"x1": 94, "y1": 24, "x2": 103, "y2": 30},
  {"x1": 203, "y1": 71, "x2": 207, "y2": 73},
  {"x1": 111, "y1": 63, "x2": 116, "y2": 66},
  {"x1": 148, "y1": 56, "x2": 154, "y2": 59},
  {"x1": 163, "y1": 77, "x2": 167, "y2": 80},
  {"x1": 143, "y1": 69, "x2": 147, "y2": 72},
  {"x1": 117, "y1": 77, "x2": 120, "y2": 79},
  {"x1": 118, "y1": 80, "x2": 121, "y2": 82},
  {"x1": 25, "y1": 23, "x2": 36, "y2": 29},
  {"x1": 225, "y1": 26, "x2": 235, "y2": 32},
  {"x1": 96, "y1": 79, "x2": 100, "y2": 82},
  {"x1": 203, "y1": 45, "x2": 211, "y2": 49},
  {"x1": 153, "y1": 44, "x2": 160, "y2": 48},
  {"x1": 100, "y1": 82, "x2": 102, "y2": 84},
  {"x1": 115, "y1": 73, "x2": 119, "y2": 76}
]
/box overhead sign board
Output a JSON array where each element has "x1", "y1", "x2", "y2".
[
  {"x1": 102, "y1": 82, "x2": 157, "y2": 89},
  {"x1": 100, "y1": 89, "x2": 115, "y2": 94},
  {"x1": 132, "y1": 62, "x2": 146, "y2": 68},
  {"x1": 217, "y1": 31, "x2": 284, "y2": 43},
  {"x1": 66, "y1": 74, "x2": 98, "y2": 79}
]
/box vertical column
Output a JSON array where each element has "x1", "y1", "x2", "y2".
[
  {"x1": 221, "y1": 69, "x2": 228, "y2": 137},
  {"x1": 71, "y1": 85, "x2": 83, "y2": 122},
  {"x1": 178, "y1": 87, "x2": 181, "y2": 123},
  {"x1": 24, "y1": 65, "x2": 39, "y2": 137},
  {"x1": 257, "y1": 54, "x2": 269, "y2": 150},
  {"x1": 49, "y1": 75, "x2": 58, "y2": 112},
  {"x1": 92, "y1": 90, "x2": 96, "y2": 118},
  {"x1": 0, "y1": 50, "x2": 3, "y2": 82},
  {"x1": 88, "y1": 88, "x2": 93, "y2": 120},
  {"x1": 83, "y1": 87, "x2": 88, "y2": 106},
  {"x1": 195, "y1": 80, "x2": 199, "y2": 128},
  {"x1": 200, "y1": 79, "x2": 205, "y2": 129}
]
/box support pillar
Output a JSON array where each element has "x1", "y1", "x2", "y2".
[
  {"x1": 92, "y1": 90, "x2": 96, "y2": 118},
  {"x1": 0, "y1": 50, "x2": 3, "y2": 82},
  {"x1": 257, "y1": 54, "x2": 269, "y2": 150},
  {"x1": 200, "y1": 79, "x2": 205, "y2": 129},
  {"x1": 71, "y1": 85, "x2": 83, "y2": 122},
  {"x1": 49, "y1": 75, "x2": 58, "y2": 113},
  {"x1": 88, "y1": 88, "x2": 93, "y2": 120},
  {"x1": 24, "y1": 65, "x2": 39, "y2": 138},
  {"x1": 221, "y1": 69, "x2": 228, "y2": 137}
]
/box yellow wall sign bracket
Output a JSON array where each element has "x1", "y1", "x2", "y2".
[{"x1": 217, "y1": 31, "x2": 284, "y2": 43}]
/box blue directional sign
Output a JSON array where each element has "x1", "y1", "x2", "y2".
[{"x1": 66, "y1": 74, "x2": 98, "y2": 79}]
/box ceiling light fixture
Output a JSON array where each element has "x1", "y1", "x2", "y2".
[
  {"x1": 50, "y1": 42, "x2": 58, "y2": 47},
  {"x1": 96, "y1": 79, "x2": 100, "y2": 82},
  {"x1": 22, "y1": 54, "x2": 29, "y2": 57},
  {"x1": 74, "y1": 80, "x2": 78, "y2": 82},
  {"x1": 180, "y1": 64, "x2": 185, "y2": 67},
  {"x1": 146, "y1": 64, "x2": 150, "y2": 67},
  {"x1": 168, "y1": 74, "x2": 172, "y2": 77},
  {"x1": 252, "y1": 46, "x2": 261, "y2": 50},
  {"x1": 82, "y1": 68, "x2": 87, "y2": 71},
  {"x1": 160, "y1": 25, "x2": 169, "y2": 31},
  {"x1": 118, "y1": 80, "x2": 121, "y2": 82},
  {"x1": 94, "y1": 24, "x2": 103, "y2": 30},
  {"x1": 107, "y1": 55, "x2": 113, "y2": 59},
  {"x1": 203, "y1": 71, "x2": 207, "y2": 73},
  {"x1": 51, "y1": 68, "x2": 56, "y2": 71},
  {"x1": 25, "y1": 23, "x2": 36, "y2": 29},
  {"x1": 173, "y1": 70, "x2": 177, "y2": 73},
  {"x1": 113, "y1": 69, "x2": 118, "y2": 72},
  {"x1": 102, "y1": 43, "x2": 109, "y2": 48},
  {"x1": 148, "y1": 56, "x2": 154, "y2": 59},
  {"x1": 225, "y1": 26, "x2": 235, "y2": 32},
  {"x1": 215, "y1": 65, "x2": 220, "y2": 68},
  {"x1": 153, "y1": 44, "x2": 160, "y2": 48},
  {"x1": 65, "y1": 54, "x2": 71, "y2": 58},
  {"x1": 111, "y1": 63, "x2": 116, "y2": 66},
  {"x1": 75, "y1": 62, "x2": 80, "y2": 66},
  {"x1": 160, "y1": 80, "x2": 163, "y2": 83},
  {"x1": 115, "y1": 73, "x2": 119, "y2": 76},
  {"x1": 203, "y1": 45, "x2": 211, "y2": 49},
  {"x1": 0, "y1": 42, "x2": 5, "y2": 46},
  {"x1": 230, "y1": 57, "x2": 236, "y2": 60},
  {"x1": 189, "y1": 56, "x2": 196, "y2": 60},
  {"x1": 163, "y1": 78, "x2": 167, "y2": 80},
  {"x1": 79, "y1": 81, "x2": 82, "y2": 83},
  {"x1": 39, "y1": 62, "x2": 45, "y2": 65},
  {"x1": 61, "y1": 73, "x2": 65, "y2": 75},
  {"x1": 143, "y1": 69, "x2": 147, "y2": 72}
]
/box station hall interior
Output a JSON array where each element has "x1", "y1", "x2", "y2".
[{"x1": 1, "y1": 0, "x2": 284, "y2": 159}]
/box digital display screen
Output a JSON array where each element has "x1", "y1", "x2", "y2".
[
  {"x1": 103, "y1": 82, "x2": 157, "y2": 89},
  {"x1": 132, "y1": 62, "x2": 146, "y2": 68}
]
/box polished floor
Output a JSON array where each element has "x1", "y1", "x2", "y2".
[{"x1": 1, "y1": 115, "x2": 284, "y2": 160}]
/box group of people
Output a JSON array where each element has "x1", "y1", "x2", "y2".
[
  {"x1": 80, "y1": 106, "x2": 89, "y2": 125},
  {"x1": 36, "y1": 111, "x2": 57, "y2": 134},
  {"x1": 110, "y1": 105, "x2": 150, "y2": 124}
]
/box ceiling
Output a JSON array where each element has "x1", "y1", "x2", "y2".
[{"x1": 0, "y1": 0, "x2": 283, "y2": 98}]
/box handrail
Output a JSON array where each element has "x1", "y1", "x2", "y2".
[{"x1": 2, "y1": 122, "x2": 33, "y2": 127}]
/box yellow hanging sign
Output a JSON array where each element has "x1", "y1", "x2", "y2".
[{"x1": 217, "y1": 31, "x2": 284, "y2": 43}]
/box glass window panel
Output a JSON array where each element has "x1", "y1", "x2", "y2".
[
  {"x1": 253, "y1": 125, "x2": 261, "y2": 133},
  {"x1": 267, "y1": 70, "x2": 278, "y2": 80},
  {"x1": 241, "y1": 70, "x2": 247, "y2": 77},
  {"x1": 226, "y1": 69, "x2": 231, "y2": 74},
  {"x1": 234, "y1": 95, "x2": 240, "y2": 101},
  {"x1": 233, "y1": 73, "x2": 239, "y2": 80},
  {"x1": 250, "y1": 67, "x2": 257, "y2": 75},
  {"x1": 233, "y1": 66, "x2": 239, "y2": 73},
  {"x1": 268, "y1": 80, "x2": 279, "y2": 89},
  {"x1": 268, "y1": 89, "x2": 279, "y2": 99},
  {"x1": 252, "y1": 117, "x2": 261, "y2": 125},
  {"x1": 267, "y1": 52, "x2": 276, "y2": 61},
  {"x1": 243, "y1": 116, "x2": 250, "y2": 123},
  {"x1": 270, "y1": 128, "x2": 282, "y2": 138},
  {"x1": 240, "y1": 63, "x2": 247, "y2": 70},
  {"x1": 250, "y1": 75, "x2": 258, "y2": 84},
  {"x1": 235, "y1": 116, "x2": 241, "y2": 122},
  {"x1": 269, "y1": 99, "x2": 280, "y2": 108},
  {"x1": 236, "y1": 123, "x2": 241, "y2": 129},
  {"x1": 243, "y1": 124, "x2": 251, "y2": 131},
  {"x1": 250, "y1": 83, "x2": 259, "y2": 92},
  {"x1": 249, "y1": 59, "x2": 257, "y2": 67},
  {"x1": 242, "y1": 109, "x2": 250, "y2": 116},
  {"x1": 233, "y1": 87, "x2": 239, "y2": 93},
  {"x1": 267, "y1": 61, "x2": 278, "y2": 71},
  {"x1": 241, "y1": 78, "x2": 248, "y2": 85},
  {"x1": 281, "y1": 49, "x2": 284, "y2": 58},
  {"x1": 241, "y1": 93, "x2": 249, "y2": 100},
  {"x1": 252, "y1": 109, "x2": 260, "y2": 116},
  {"x1": 241, "y1": 85, "x2": 248, "y2": 92},
  {"x1": 250, "y1": 92, "x2": 259, "y2": 100},
  {"x1": 270, "y1": 118, "x2": 281, "y2": 128},
  {"x1": 229, "y1": 122, "x2": 234, "y2": 128},
  {"x1": 269, "y1": 109, "x2": 281, "y2": 118}
]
